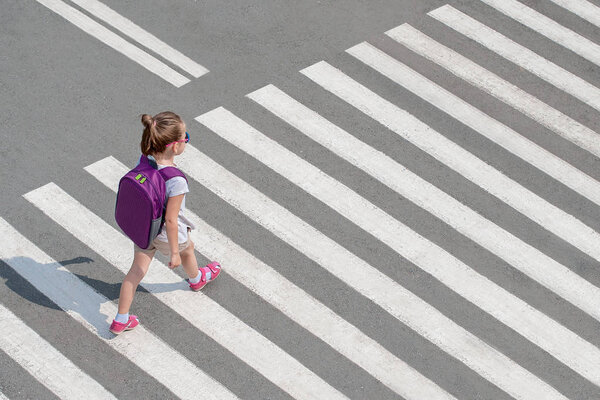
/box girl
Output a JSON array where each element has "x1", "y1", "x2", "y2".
[{"x1": 110, "y1": 111, "x2": 221, "y2": 335}]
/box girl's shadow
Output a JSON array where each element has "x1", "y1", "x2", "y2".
[{"x1": 0, "y1": 256, "x2": 182, "y2": 339}]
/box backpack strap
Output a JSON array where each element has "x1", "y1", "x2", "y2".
[
  {"x1": 157, "y1": 167, "x2": 187, "y2": 228},
  {"x1": 158, "y1": 166, "x2": 187, "y2": 182}
]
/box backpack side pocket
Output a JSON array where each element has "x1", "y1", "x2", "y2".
[{"x1": 147, "y1": 216, "x2": 163, "y2": 249}]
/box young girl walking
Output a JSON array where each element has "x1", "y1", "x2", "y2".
[{"x1": 110, "y1": 111, "x2": 221, "y2": 335}]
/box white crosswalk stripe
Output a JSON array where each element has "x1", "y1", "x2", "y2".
[
  {"x1": 548, "y1": 0, "x2": 600, "y2": 27},
  {"x1": 177, "y1": 144, "x2": 568, "y2": 400},
  {"x1": 477, "y1": 0, "x2": 600, "y2": 66},
  {"x1": 23, "y1": 183, "x2": 347, "y2": 400},
  {"x1": 347, "y1": 41, "x2": 600, "y2": 207},
  {"x1": 386, "y1": 24, "x2": 600, "y2": 159},
  {"x1": 0, "y1": 391, "x2": 8, "y2": 400},
  {"x1": 0, "y1": 216, "x2": 237, "y2": 400},
  {"x1": 85, "y1": 155, "x2": 456, "y2": 400},
  {"x1": 428, "y1": 5, "x2": 600, "y2": 111},
  {"x1": 0, "y1": 303, "x2": 116, "y2": 400}
]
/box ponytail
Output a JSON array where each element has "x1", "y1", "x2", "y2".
[{"x1": 140, "y1": 114, "x2": 155, "y2": 156}]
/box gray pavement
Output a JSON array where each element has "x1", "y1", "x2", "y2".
[{"x1": 2, "y1": 0, "x2": 600, "y2": 399}]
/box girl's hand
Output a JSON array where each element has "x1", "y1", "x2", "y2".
[{"x1": 169, "y1": 253, "x2": 181, "y2": 269}]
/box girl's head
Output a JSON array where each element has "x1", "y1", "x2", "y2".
[{"x1": 140, "y1": 111, "x2": 188, "y2": 156}]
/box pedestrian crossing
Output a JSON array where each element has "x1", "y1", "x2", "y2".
[{"x1": 3, "y1": 1, "x2": 600, "y2": 399}]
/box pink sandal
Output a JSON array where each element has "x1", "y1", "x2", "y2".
[
  {"x1": 109, "y1": 315, "x2": 139, "y2": 335},
  {"x1": 189, "y1": 262, "x2": 221, "y2": 291}
]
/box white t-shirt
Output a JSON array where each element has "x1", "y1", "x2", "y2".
[{"x1": 154, "y1": 163, "x2": 196, "y2": 243}]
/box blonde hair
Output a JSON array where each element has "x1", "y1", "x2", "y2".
[{"x1": 140, "y1": 111, "x2": 185, "y2": 156}]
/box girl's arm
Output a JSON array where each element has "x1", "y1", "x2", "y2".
[{"x1": 165, "y1": 194, "x2": 184, "y2": 268}]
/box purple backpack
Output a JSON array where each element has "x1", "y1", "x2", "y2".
[{"x1": 115, "y1": 155, "x2": 187, "y2": 249}]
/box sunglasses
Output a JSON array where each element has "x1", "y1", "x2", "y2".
[{"x1": 165, "y1": 131, "x2": 190, "y2": 147}]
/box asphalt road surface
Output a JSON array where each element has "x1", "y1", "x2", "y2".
[{"x1": 2, "y1": 0, "x2": 600, "y2": 399}]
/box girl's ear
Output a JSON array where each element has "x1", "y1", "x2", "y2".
[
  {"x1": 167, "y1": 142, "x2": 177, "y2": 155},
  {"x1": 175, "y1": 137, "x2": 186, "y2": 154}
]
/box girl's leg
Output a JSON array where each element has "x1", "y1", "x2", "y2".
[
  {"x1": 180, "y1": 241, "x2": 199, "y2": 279},
  {"x1": 117, "y1": 250, "x2": 154, "y2": 314}
]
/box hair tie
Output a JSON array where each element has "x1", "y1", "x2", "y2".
[{"x1": 152, "y1": 121, "x2": 157, "y2": 127}]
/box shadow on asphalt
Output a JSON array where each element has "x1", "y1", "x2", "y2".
[{"x1": 0, "y1": 256, "x2": 185, "y2": 340}]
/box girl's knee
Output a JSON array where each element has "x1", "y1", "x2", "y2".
[
  {"x1": 127, "y1": 264, "x2": 147, "y2": 281},
  {"x1": 181, "y1": 241, "x2": 195, "y2": 256},
  {"x1": 127, "y1": 255, "x2": 151, "y2": 281}
]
